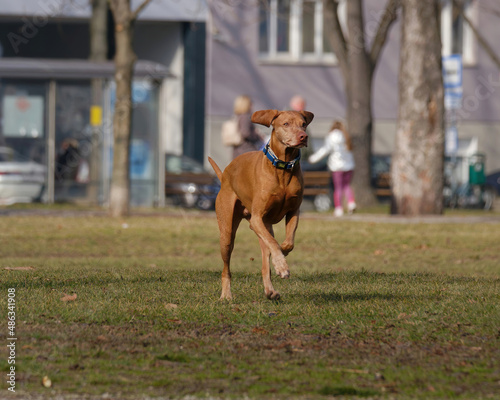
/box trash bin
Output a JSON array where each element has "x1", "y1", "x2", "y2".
[{"x1": 468, "y1": 153, "x2": 486, "y2": 185}]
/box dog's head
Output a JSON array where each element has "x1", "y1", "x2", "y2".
[{"x1": 252, "y1": 109, "x2": 314, "y2": 148}]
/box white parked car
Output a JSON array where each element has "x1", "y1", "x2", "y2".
[{"x1": 0, "y1": 147, "x2": 46, "y2": 205}]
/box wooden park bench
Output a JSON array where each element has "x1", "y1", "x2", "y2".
[
  {"x1": 302, "y1": 169, "x2": 392, "y2": 211},
  {"x1": 373, "y1": 172, "x2": 392, "y2": 198},
  {"x1": 302, "y1": 171, "x2": 333, "y2": 211},
  {"x1": 302, "y1": 171, "x2": 332, "y2": 198}
]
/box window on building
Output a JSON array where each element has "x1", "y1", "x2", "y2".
[
  {"x1": 302, "y1": 1, "x2": 315, "y2": 54},
  {"x1": 451, "y1": 3, "x2": 464, "y2": 55},
  {"x1": 277, "y1": 0, "x2": 291, "y2": 52},
  {"x1": 0, "y1": 81, "x2": 47, "y2": 165},
  {"x1": 259, "y1": 0, "x2": 337, "y2": 63},
  {"x1": 441, "y1": 0, "x2": 476, "y2": 65}
]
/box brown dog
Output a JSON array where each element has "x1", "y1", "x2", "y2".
[{"x1": 208, "y1": 109, "x2": 314, "y2": 300}]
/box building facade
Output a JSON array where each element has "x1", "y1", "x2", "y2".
[{"x1": 0, "y1": 0, "x2": 208, "y2": 206}]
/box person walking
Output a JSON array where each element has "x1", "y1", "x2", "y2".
[
  {"x1": 308, "y1": 120, "x2": 356, "y2": 216},
  {"x1": 231, "y1": 95, "x2": 264, "y2": 159}
]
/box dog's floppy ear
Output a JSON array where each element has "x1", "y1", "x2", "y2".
[
  {"x1": 301, "y1": 111, "x2": 314, "y2": 126},
  {"x1": 251, "y1": 109, "x2": 280, "y2": 127}
]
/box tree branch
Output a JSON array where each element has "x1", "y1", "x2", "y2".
[
  {"x1": 369, "y1": 0, "x2": 401, "y2": 67},
  {"x1": 456, "y1": 0, "x2": 500, "y2": 69},
  {"x1": 323, "y1": 0, "x2": 349, "y2": 81},
  {"x1": 131, "y1": 0, "x2": 153, "y2": 21}
]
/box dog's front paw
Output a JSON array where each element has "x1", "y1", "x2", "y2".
[
  {"x1": 220, "y1": 278, "x2": 232, "y2": 300},
  {"x1": 219, "y1": 292, "x2": 233, "y2": 301},
  {"x1": 266, "y1": 290, "x2": 281, "y2": 300},
  {"x1": 272, "y1": 255, "x2": 289, "y2": 278},
  {"x1": 275, "y1": 264, "x2": 290, "y2": 279},
  {"x1": 278, "y1": 270, "x2": 290, "y2": 279},
  {"x1": 272, "y1": 254, "x2": 290, "y2": 279},
  {"x1": 280, "y1": 241, "x2": 294, "y2": 256}
]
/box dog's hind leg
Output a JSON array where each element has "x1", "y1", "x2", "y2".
[{"x1": 216, "y1": 193, "x2": 243, "y2": 300}]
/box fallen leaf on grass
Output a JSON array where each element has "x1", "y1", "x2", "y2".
[
  {"x1": 4, "y1": 266, "x2": 34, "y2": 271},
  {"x1": 165, "y1": 303, "x2": 178, "y2": 310},
  {"x1": 166, "y1": 318, "x2": 182, "y2": 324},
  {"x1": 252, "y1": 327, "x2": 268, "y2": 335},
  {"x1": 374, "y1": 372, "x2": 385, "y2": 380},
  {"x1": 233, "y1": 306, "x2": 246, "y2": 314},
  {"x1": 332, "y1": 368, "x2": 370, "y2": 374},
  {"x1": 140, "y1": 333, "x2": 153, "y2": 341},
  {"x1": 42, "y1": 376, "x2": 52, "y2": 388},
  {"x1": 375, "y1": 382, "x2": 398, "y2": 393},
  {"x1": 374, "y1": 250, "x2": 385, "y2": 256},
  {"x1": 60, "y1": 293, "x2": 77, "y2": 302}
]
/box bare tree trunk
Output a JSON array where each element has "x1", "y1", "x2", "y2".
[
  {"x1": 323, "y1": 0, "x2": 400, "y2": 207},
  {"x1": 110, "y1": 3, "x2": 134, "y2": 217},
  {"x1": 391, "y1": 0, "x2": 444, "y2": 215},
  {"x1": 91, "y1": 0, "x2": 108, "y2": 61},
  {"x1": 345, "y1": 0, "x2": 375, "y2": 207},
  {"x1": 108, "y1": 0, "x2": 151, "y2": 217},
  {"x1": 89, "y1": 0, "x2": 108, "y2": 204}
]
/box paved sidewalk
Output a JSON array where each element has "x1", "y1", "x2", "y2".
[
  {"x1": 1, "y1": 206, "x2": 499, "y2": 224},
  {"x1": 301, "y1": 212, "x2": 500, "y2": 224}
]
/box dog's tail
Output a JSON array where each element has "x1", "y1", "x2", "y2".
[{"x1": 208, "y1": 157, "x2": 223, "y2": 182}]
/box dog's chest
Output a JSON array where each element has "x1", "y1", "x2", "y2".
[{"x1": 264, "y1": 178, "x2": 303, "y2": 215}]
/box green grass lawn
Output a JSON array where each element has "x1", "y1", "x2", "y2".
[{"x1": 0, "y1": 211, "x2": 499, "y2": 399}]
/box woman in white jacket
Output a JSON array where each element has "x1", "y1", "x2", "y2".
[{"x1": 308, "y1": 120, "x2": 356, "y2": 217}]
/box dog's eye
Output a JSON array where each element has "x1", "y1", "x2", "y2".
[
  {"x1": 302, "y1": 123, "x2": 306, "y2": 128},
  {"x1": 283, "y1": 122, "x2": 289, "y2": 126}
]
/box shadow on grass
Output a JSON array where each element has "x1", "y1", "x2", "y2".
[
  {"x1": 302, "y1": 291, "x2": 406, "y2": 304},
  {"x1": 319, "y1": 385, "x2": 379, "y2": 397}
]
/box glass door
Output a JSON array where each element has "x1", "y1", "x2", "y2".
[{"x1": 54, "y1": 81, "x2": 95, "y2": 203}]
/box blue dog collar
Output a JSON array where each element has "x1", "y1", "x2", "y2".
[{"x1": 262, "y1": 142, "x2": 301, "y2": 170}]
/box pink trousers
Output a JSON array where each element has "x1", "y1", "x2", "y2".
[{"x1": 332, "y1": 170, "x2": 355, "y2": 208}]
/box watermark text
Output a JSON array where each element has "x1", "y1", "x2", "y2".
[{"x1": 6, "y1": 288, "x2": 17, "y2": 393}]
